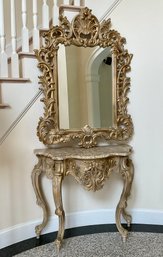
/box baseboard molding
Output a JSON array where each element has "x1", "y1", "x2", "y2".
[{"x1": 1, "y1": 209, "x2": 163, "y2": 249}]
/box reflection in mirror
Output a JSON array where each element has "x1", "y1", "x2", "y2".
[
  {"x1": 58, "y1": 45, "x2": 112, "y2": 130},
  {"x1": 35, "y1": 7, "x2": 133, "y2": 146}
]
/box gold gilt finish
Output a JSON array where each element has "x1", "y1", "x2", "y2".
[
  {"x1": 32, "y1": 6, "x2": 134, "y2": 251},
  {"x1": 35, "y1": 7, "x2": 133, "y2": 148},
  {"x1": 66, "y1": 158, "x2": 117, "y2": 191},
  {"x1": 32, "y1": 145, "x2": 134, "y2": 250}
]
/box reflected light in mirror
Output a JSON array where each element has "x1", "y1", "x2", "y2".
[{"x1": 58, "y1": 45, "x2": 112, "y2": 130}]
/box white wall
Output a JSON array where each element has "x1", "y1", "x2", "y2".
[
  {"x1": 1, "y1": 0, "x2": 163, "y2": 248},
  {"x1": 109, "y1": 0, "x2": 163, "y2": 210}
]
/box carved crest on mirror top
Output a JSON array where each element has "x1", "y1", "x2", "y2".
[{"x1": 35, "y1": 7, "x2": 133, "y2": 148}]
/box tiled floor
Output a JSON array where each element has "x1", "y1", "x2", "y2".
[{"x1": 14, "y1": 232, "x2": 163, "y2": 257}]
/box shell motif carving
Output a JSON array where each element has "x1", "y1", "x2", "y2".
[
  {"x1": 66, "y1": 157, "x2": 118, "y2": 191},
  {"x1": 40, "y1": 156, "x2": 55, "y2": 179},
  {"x1": 72, "y1": 7, "x2": 99, "y2": 46},
  {"x1": 35, "y1": 7, "x2": 133, "y2": 148}
]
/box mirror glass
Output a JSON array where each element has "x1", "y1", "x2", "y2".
[
  {"x1": 58, "y1": 45, "x2": 113, "y2": 130},
  {"x1": 35, "y1": 7, "x2": 133, "y2": 147}
]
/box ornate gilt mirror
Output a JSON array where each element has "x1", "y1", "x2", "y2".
[{"x1": 35, "y1": 7, "x2": 133, "y2": 148}]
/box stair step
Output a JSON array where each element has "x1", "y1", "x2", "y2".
[
  {"x1": 0, "y1": 78, "x2": 30, "y2": 83},
  {"x1": 39, "y1": 28, "x2": 49, "y2": 34},
  {"x1": 59, "y1": 4, "x2": 82, "y2": 14},
  {"x1": 8, "y1": 52, "x2": 36, "y2": 64},
  {"x1": 18, "y1": 52, "x2": 36, "y2": 58},
  {"x1": 0, "y1": 103, "x2": 10, "y2": 109}
]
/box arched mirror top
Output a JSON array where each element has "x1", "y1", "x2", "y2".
[{"x1": 35, "y1": 7, "x2": 133, "y2": 148}]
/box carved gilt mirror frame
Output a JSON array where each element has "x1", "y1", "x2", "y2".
[{"x1": 35, "y1": 7, "x2": 133, "y2": 148}]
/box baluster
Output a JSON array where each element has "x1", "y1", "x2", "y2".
[
  {"x1": 69, "y1": 0, "x2": 74, "y2": 5},
  {"x1": 42, "y1": 0, "x2": 49, "y2": 29},
  {"x1": 0, "y1": 85, "x2": 2, "y2": 104},
  {"x1": 10, "y1": 0, "x2": 19, "y2": 77},
  {"x1": 52, "y1": 0, "x2": 59, "y2": 26},
  {"x1": 64, "y1": 0, "x2": 70, "y2": 4},
  {"x1": 80, "y1": 0, "x2": 85, "y2": 6},
  {"x1": 0, "y1": 0, "x2": 8, "y2": 77},
  {"x1": 74, "y1": 0, "x2": 80, "y2": 6},
  {"x1": 22, "y1": 0, "x2": 29, "y2": 52},
  {"x1": 33, "y1": 0, "x2": 39, "y2": 49}
]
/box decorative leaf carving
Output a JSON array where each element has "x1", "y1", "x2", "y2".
[
  {"x1": 35, "y1": 7, "x2": 133, "y2": 147},
  {"x1": 67, "y1": 158, "x2": 118, "y2": 191}
]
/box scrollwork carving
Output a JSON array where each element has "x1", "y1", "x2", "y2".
[
  {"x1": 34, "y1": 156, "x2": 55, "y2": 179},
  {"x1": 35, "y1": 7, "x2": 133, "y2": 147},
  {"x1": 72, "y1": 7, "x2": 99, "y2": 46},
  {"x1": 66, "y1": 157, "x2": 118, "y2": 191}
]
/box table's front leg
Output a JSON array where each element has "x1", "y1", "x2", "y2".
[
  {"x1": 115, "y1": 156, "x2": 134, "y2": 242},
  {"x1": 31, "y1": 156, "x2": 49, "y2": 238},
  {"x1": 52, "y1": 161, "x2": 65, "y2": 251}
]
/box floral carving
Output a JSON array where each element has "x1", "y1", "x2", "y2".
[
  {"x1": 35, "y1": 7, "x2": 133, "y2": 147},
  {"x1": 66, "y1": 158, "x2": 118, "y2": 191},
  {"x1": 44, "y1": 157, "x2": 56, "y2": 179}
]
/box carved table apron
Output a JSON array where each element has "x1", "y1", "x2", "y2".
[{"x1": 32, "y1": 145, "x2": 134, "y2": 250}]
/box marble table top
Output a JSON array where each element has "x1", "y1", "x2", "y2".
[{"x1": 34, "y1": 144, "x2": 132, "y2": 160}]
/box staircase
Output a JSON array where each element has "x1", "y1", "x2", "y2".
[
  {"x1": 0, "y1": 0, "x2": 85, "y2": 144},
  {"x1": 0, "y1": 1, "x2": 123, "y2": 249}
]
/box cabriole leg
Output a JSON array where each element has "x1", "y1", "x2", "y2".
[
  {"x1": 52, "y1": 162, "x2": 65, "y2": 251},
  {"x1": 115, "y1": 157, "x2": 134, "y2": 242},
  {"x1": 31, "y1": 156, "x2": 49, "y2": 238}
]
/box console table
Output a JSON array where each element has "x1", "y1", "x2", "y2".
[{"x1": 32, "y1": 144, "x2": 134, "y2": 250}]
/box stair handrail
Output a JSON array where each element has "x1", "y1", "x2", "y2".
[{"x1": 0, "y1": 89, "x2": 42, "y2": 145}]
